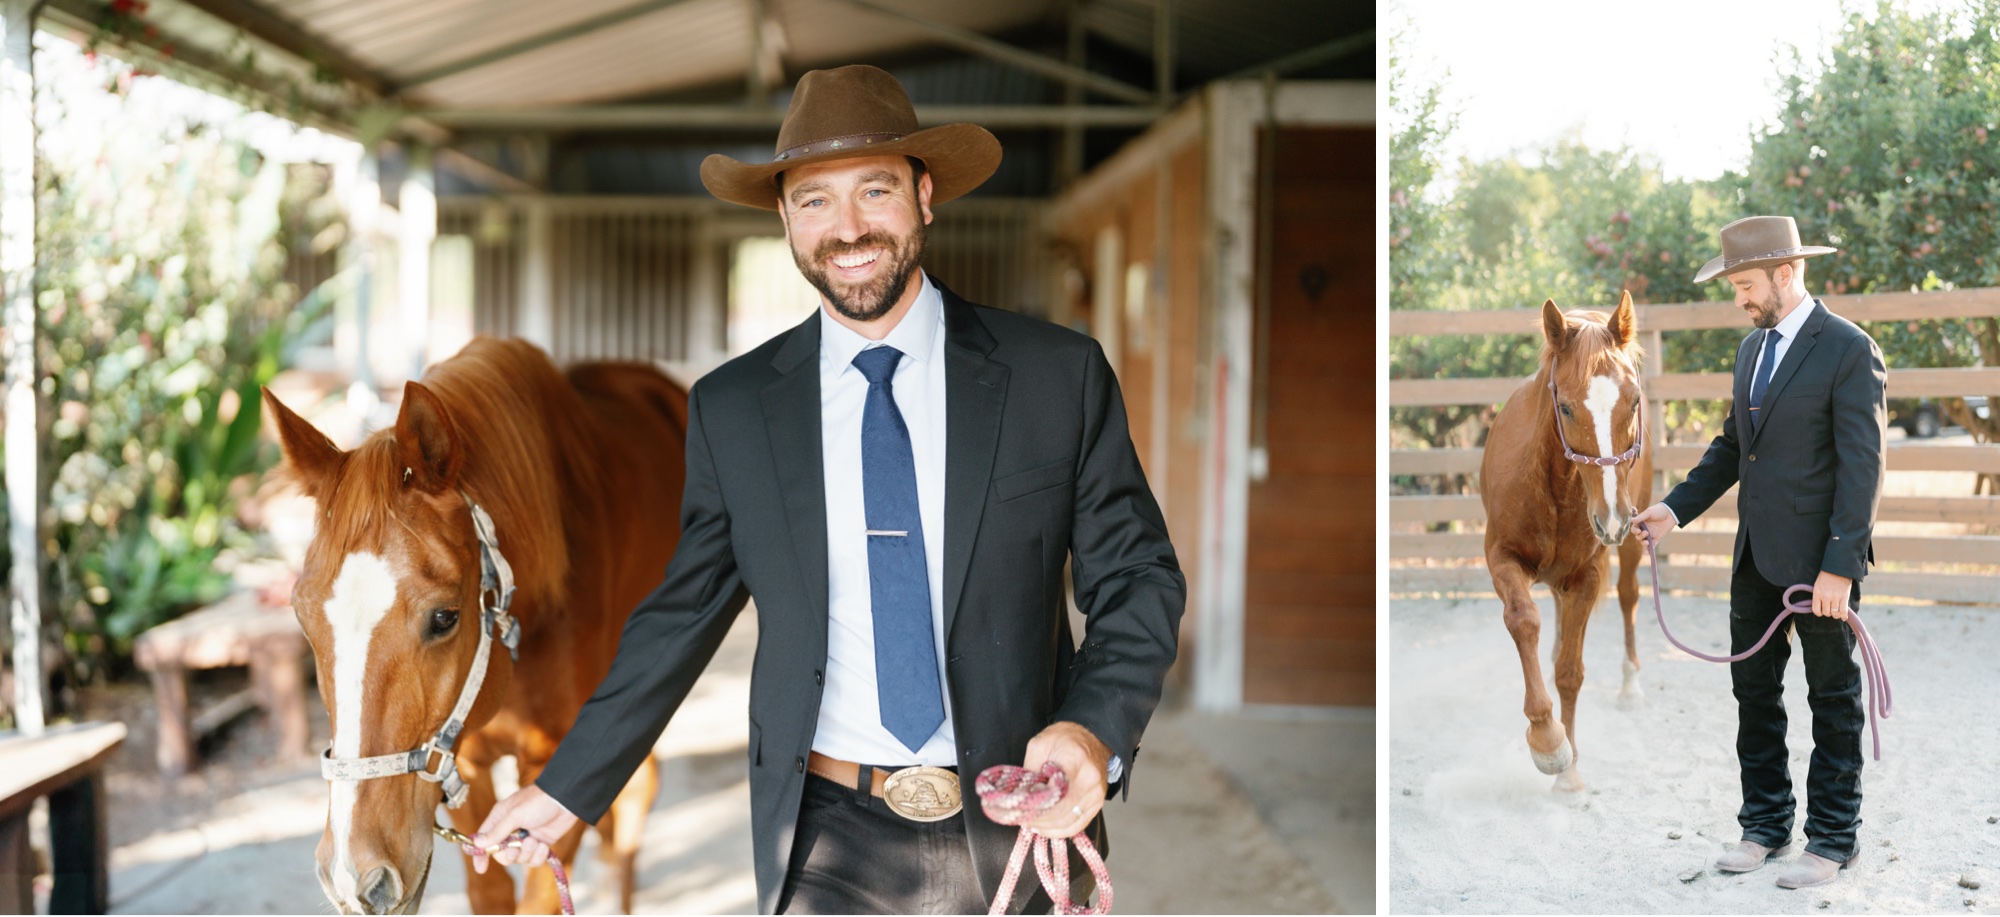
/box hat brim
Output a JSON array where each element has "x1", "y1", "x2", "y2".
[
  {"x1": 700, "y1": 123, "x2": 1001, "y2": 211},
  {"x1": 1693, "y1": 246, "x2": 1838, "y2": 284}
]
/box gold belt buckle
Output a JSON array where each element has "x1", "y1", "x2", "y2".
[{"x1": 882, "y1": 765, "x2": 962, "y2": 822}]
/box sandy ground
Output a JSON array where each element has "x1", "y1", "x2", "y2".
[
  {"x1": 79, "y1": 610, "x2": 1366, "y2": 914},
  {"x1": 1390, "y1": 592, "x2": 2000, "y2": 914}
]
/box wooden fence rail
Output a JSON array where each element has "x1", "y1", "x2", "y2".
[{"x1": 1390, "y1": 287, "x2": 2000, "y2": 603}]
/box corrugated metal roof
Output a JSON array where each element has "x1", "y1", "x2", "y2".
[{"x1": 235, "y1": 0, "x2": 1066, "y2": 108}]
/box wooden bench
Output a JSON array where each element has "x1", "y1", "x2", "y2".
[
  {"x1": 0, "y1": 721, "x2": 124, "y2": 914},
  {"x1": 133, "y1": 591, "x2": 311, "y2": 777}
]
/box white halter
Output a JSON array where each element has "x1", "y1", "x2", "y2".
[{"x1": 318, "y1": 495, "x2": 519, "y2": 808}]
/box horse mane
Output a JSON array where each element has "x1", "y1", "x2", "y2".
[
  {"x1": 314, "y1": 338, "x2": 600, "y2": 612},
  {"x1": 1538, "y1": 308, "x2": 1646, "y2": 387}
]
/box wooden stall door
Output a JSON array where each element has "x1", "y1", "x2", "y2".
[{"x1": 1244, "y1": 126, "x2": 1374, "y2": 707}]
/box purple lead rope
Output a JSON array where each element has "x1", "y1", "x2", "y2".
[{"x1": 1640, "y1": 532, "x2": 1893, "y2": 760}]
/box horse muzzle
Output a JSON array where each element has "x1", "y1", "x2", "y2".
[{"x1": 1591, "y1": 512, "x2": 1632, "y2": 548}]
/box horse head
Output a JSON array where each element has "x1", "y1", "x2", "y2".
[
  {"x1": 264, "y1": 382, "x2": 515, "y2": 915},
  {"x1": 1540, "y1": 290, "x2": 1647, "y2": 547}
]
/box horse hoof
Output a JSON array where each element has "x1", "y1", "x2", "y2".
[{"x1": 1531, "y1": 739, "x2": 1574, "y2": 776}]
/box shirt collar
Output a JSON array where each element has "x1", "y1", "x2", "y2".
[
  {"x1": 819, "y1": 270, "x2": 942, "y2": 373},
  {"x1": 1771, "y1": 289, "x2": 1815, "y2": 341}
]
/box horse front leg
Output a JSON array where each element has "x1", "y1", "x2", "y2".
[
  {"x1": 1489, "y1": 553, "x2": 1570, "y2": 777},
  {"x1": 593, "y1": 753, "x2": 658, "y2": 914},
  {"x1": 447, "y1": 751, "x2": 520, "y2": 915},
  {"x1": 1615, "y1": 530, "x2": 1646, "y2": 710},
  {"x1": 513, "y1": 758, "x2": 590, "y2": 916},
  {"x1": 1549, "y1": 562, "x2": 1603, "y2": 793}
]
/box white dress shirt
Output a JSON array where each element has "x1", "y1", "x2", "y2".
[
  {"x1": 1751, "y1": 288, "x2": 1815, "y2": 388},
  {"x1": 813, "y1": 271, "x2": 956, "y2": 767},
  {"x1": 808, "y1": 271, "x2": 1126, "y2": 783}
]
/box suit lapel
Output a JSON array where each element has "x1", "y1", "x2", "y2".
[
  {"x1": 761, "y1": 313, "x2": 829, "y2": 625},
  {"x1": 939, "y1": 290, "x2": 1008, "y2": 640},
  {"x1": 1735, "y1": 333, "x2": 1755, "y2": 439},
  {"x1": 1748, "y1": 300, "x2": 1825, "y2": 446}
]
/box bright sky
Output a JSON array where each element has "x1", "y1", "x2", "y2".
[{"x1": 1395, "y1": 0, "x2": 1961, "y2": 181}]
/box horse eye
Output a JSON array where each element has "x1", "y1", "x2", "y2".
[
  {"x1": 1559, "y1": 403, "x2": 1573, "y2": 418},
  {"x1": 428, "y1": 607, "x2": 460, "y2": 637}
]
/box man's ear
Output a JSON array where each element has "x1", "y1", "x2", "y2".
[
  {"x1": 394, "y1": 382, "x2": 463, "y2": 494},
  {"x1": 264, "y1": 388, "x2": 345, "y2": 503},
  {"x1": 917, "y1": 169, "x2": 935, "y2": 226}
]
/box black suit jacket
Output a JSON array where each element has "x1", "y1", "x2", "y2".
[
  {"x1": 536, "y1": 286, "x2": 1186, "y2": 913},
  {"x1": 1662, "y1": 299, "x2": 1887, "y2": 587}
]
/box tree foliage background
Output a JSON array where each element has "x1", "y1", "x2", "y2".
[
  {"x1": 1392, "y1": 0, "x2": 2000, "y2": 493},
  {"x1": 0, "y1": 37, "x2": 344, "y2": 723}
]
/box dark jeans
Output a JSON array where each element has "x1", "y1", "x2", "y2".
[
  {"x1": 1730, "y1": 540, "x2": 1865, "y2": 861},
  {"x1": 778, "y1": 772, "x2": 991, "y2": 915}
]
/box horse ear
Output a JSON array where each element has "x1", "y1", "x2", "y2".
[
  {"x1": 1610, "y1": 289, "x2": 1637, "y2": 346},
  {"x1": 394, "y1": 382, "x2": 463, "y2": 494},
  {"x1": 263, "y1": 387, "x2": 344, "y2": 502},
  {"x1": 1540, "y1": 299, "x2": 1568, "y2": 352}
]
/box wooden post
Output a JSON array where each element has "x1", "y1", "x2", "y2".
[
  {"x1": 1, "y1": 0, "x2": 42, "y2": 736},
  {"x1": 148, "y1": 663, "x2": 193, "y2": 777},
  {"x1": 46, "y1": 770, "x2": 107, "y2": 914}
]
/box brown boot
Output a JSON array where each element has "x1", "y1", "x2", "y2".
[
  {"x1": 1713, "y1": 840, "x2": 1791, "y2": 873},
  {"x1": 1775, "y1": 851, "x2": 1853, "y2": 889}
]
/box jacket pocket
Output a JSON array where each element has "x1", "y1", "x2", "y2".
[
  {"x1": 1794, "y1": 492, "x2": 1833, "y2": 514},
  {"x1": 1782, "y1": 383, "x2": 1828, "y2": 399},
  {"x1": 992, "y1": 459, "x2": 1072, "y2": 503}
]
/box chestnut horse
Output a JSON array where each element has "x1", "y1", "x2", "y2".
[
  {"x1": 1480, "y1": 292, "x2": 1652, "y2": 792},
  {"x1": 263, "y1": 337, "x2": 688, "y2": 914}
]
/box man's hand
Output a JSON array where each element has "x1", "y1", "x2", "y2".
[
  {"x1": 468, "y1": 784, "x2": 578, "y2": 874},
  {"x1": 1810, "y1": 570, "x2": 1852, "y2": 620},
  {"x1": 1020, "y1": 721, "x2": 1111, "y2": 839},
  {"x1": 1631, "y1": 502, "x2": 1677, "y2": 546}
]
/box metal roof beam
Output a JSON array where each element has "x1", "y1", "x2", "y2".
[
  {"x1": 400, "y1": 0, "x2": 703, "y2": 90},
  {"x1": 1221, "y1": 29, "x2": 1374, "y2": 82},
  {"x1": 420, "y1": 104, "x2": 1163, "y2": 131},
  {"x1": 835, "y1": 0, "x2": 1155, "y2": 105},
  {"x1": 41, "y1": 0, "x2": 363, "y2": 131},
  {"x1": 168, "y1": 0, "x2": 395, "y2": 97}
]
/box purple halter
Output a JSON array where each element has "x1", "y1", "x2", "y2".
[{"x1": 1545, "y1": 356, "x2": 1644, "y2": 467}]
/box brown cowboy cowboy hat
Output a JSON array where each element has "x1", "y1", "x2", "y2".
[
  {"x1": 1692, "y1": 215, "x2": 1839, "y2": 283},
  {"x1": 700, "y1": 64, "x2": 1001, "y2": 211}
]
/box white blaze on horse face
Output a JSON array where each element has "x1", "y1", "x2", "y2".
[
  {"x1": 324, "y1": 551, "x2": 398, "y2": 906},
  {"x1": 1585, "y1": 375, "x2": 1625, "y2": 515}
]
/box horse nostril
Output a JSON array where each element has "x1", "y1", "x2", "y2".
[{"x1": 358, "y1": 865, "x2": 402, "y2": 915}]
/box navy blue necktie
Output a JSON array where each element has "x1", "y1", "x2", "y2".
[
  {"x1": 852, "y1": 346, "x2": 945, "y2": 751},
  {"x1": 1749, "y1": 329, "x2": 1783, "y2": 433}
]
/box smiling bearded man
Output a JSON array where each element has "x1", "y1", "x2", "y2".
[{"x1": 471, "y1": 63, "x2": 1185, "y2": 915}]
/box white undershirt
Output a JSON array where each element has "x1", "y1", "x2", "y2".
[
  {"x1": 812, "y1": 271, "x2": 956, "y2": 767},
  {"x1": 1751, "y1": 287, "x2": 1815, "y2": 386}
]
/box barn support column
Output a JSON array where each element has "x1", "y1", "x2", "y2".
[
  {"x1": 1, "y1": 0, "x2": 42, "y2": 734},
  {"x1": 399, "y1": 145, "x2": 436, "y2": 377},
  {"x1": 1195, "y1": 80, "x2": 1257, "y2": 713}
]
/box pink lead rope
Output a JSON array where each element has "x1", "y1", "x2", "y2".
[
  {"x1": 1639, "y1": 532, "x2": 1893, "y2": 759},
  {"x1": 439, "y1": 826, "x2": 575, "y2": 915},
  {"x1": 977, "y1": 762, "x2": 1114, "y2": 915}
]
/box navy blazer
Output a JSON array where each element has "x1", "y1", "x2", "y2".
[
  {"x1": 535, "y1": 285, "x2": 1185, "y2": 913},
  {"x1": 1663, "y1": 299, "x2": 1887, "y2": 588}
]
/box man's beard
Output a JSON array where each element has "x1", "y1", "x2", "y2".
[
  {"x1": 794, "y1": 221, "x2": 927, "y2": 323},
  {"x1": 1747, "y1": 288, "x2": 1783, "y2": 329}
]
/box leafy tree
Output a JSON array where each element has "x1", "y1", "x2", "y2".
[{"x1": 3, "y1": 41, "x2": 342, "y2": 701}]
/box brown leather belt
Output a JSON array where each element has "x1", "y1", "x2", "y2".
[{"x1": 807, "y1": 751, "x2": 963, "y2": 822}]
